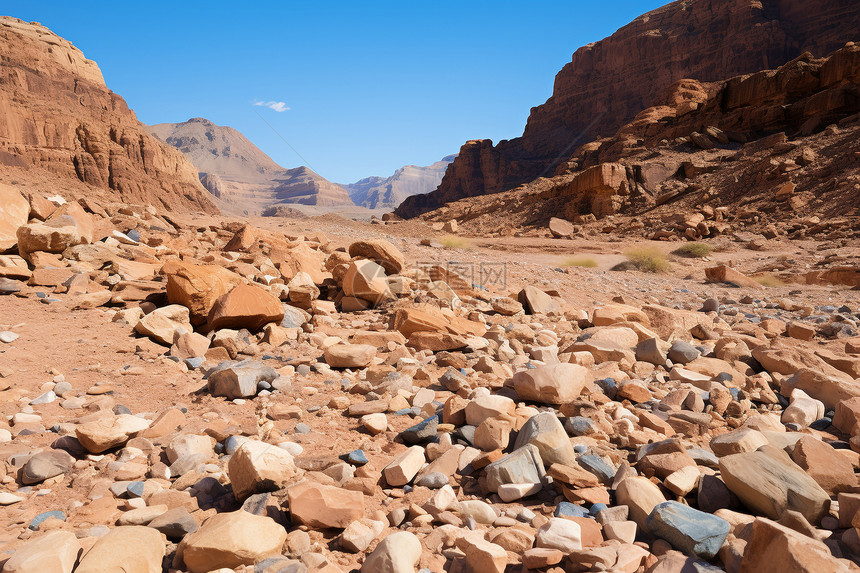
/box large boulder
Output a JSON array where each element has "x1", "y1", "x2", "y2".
[
  {"x1": 718, "y1": 445, "x2": 830, "y2": 524},
  {"x1": 162, "y1": 260, "x2": 243, "y2": 325},
  {"x1": 134, "y1": 305, "x2": 193, "y2": 346},
  {"x1": 513, "y1": 412, "x2": 577, "y2": 466},
  {"x1": 0, "y1": 184, "x2": 29, "y2": 251},
  {"x1": 178, "y1": 510, "x2": 287, "y2": 573},
  {"x1": 512, "y1": 363, "x2": 590, "y2": 405},
  {"x1": 2, "y1": 530, "x2": 81, "y2": 573},
  {"x1": 207, "y1": 284, "x2": 285, "y2": 331},
  {"x1": 738, "y1": 517, "x2": 850, "y2": 572},
  {"x1": 287, "y1": 481, "x2": 365, "y2": 529},
  {"x1": 15, "y1": 222, "x2": 81, "y2": 262},
  {"x1": 343, "y1": 259, "x2": 392, "y2": 304},
  {"x1": 227, "y1": 439, "x2": 298, "y2": 501},
  {"x1": 75, "y1": 526, "x2": 165, "y2": 573},
  {"x1": 348, "y1": 239, "x2": 405, "y2": 274}
]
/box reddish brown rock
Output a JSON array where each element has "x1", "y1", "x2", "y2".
[
  {"x1": 704, "y1": 266, "x2": 762, "y2": 289},
  {"x1": 790, "y1": 436, "x2": 858, "y2": 495},
  {"x1": 0, "y1": 184, "x2": 29, "y2": 251},
  {"x1": 163, "y1": 260, "x2": 243, "y2": 325},
  {"x1": 207, "y1": 284, "x2": 284, "y2": 331},
  {"x1": 0, "y1": 18, "x2": 217, "y2": 213},
  {"x1": 287, "y1": 482, "x2": 365, "y2": 529},
  {"x1": 395, "y1": 1, "x2": 860, "y2": 218}
]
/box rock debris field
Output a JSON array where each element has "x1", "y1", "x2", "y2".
[{"x1": 1, "y1": 188, "x2": 860, "y2": 573}]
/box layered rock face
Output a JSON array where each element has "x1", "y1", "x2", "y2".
[
  {"x1": 150, "y1": 118, "x2": 354, "y2": 213},
  {"x1": 0, "y1": 18, "x2": 217, "y2": 213},
  {"x1": 415, "y1": 45, "x2": 860, "y2": 237},
  {"x1": 342, "y1": 155, "x2": 456, "y2": 209},
  {"x1": 396, "y1": 0, "x2": 860, "y2": 218}
]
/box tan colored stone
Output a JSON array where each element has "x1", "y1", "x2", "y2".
[
  {"x1": 227, "y1": 439, "x2": 297, "y2": 501},
  {"x1": 324, "y1": 344, "x2": 376, "y2": 368},
  {"x1": 287, "y1": 481, "x2": 365, "y2": 529},
  {"x1": 348, "y1": 239, "x2": 405, "y2": 274},
  {"x1": 383, "y1": 446, "x2": 425, "y2": 487},
  {"x1": 2, "y1": 530, "x2": 81, "y2": 573},
  {"x1": 76, "y1": 526, "x2": 164, "y2": 573},
  {"x1": 0, "y1": 184, "x2": 29, "y2": 251},
  {"x1": 512, "y1": 363, "x2": 590, "y2": 404},
  {"x1": 76, "y1": 414, "x2": 151, "y2": 454},
  {"x1": 343, "y1": 259, "x2": 391, "y2": 304},
  {"x1": 134, "y1": 304, "x2": 193, "y2": 346},
  {"x1": 178, "y1": 510, "x2": 286, "y2": 573}
]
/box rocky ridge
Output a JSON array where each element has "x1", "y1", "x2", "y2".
[
  {"x1": 414, "y1": 44, "x2": 860, "y2": 245},
  {"x1": 396, "y1": 0, "x2": 860, "y2": 219},
  {"x1": 0, "y1": 18, "x2": 217, "y2": 215},
  {"x1": 149, "y1": 118, "x2": 354, "y2": 213},
  {"x1": 342, "y1": 155, "x2": 456, "y2": 210}
]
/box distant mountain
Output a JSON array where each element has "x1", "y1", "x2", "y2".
[
  {"x1": 149, "y1": 118, "x2": 353, "y2": 213},
  {"x1": 342, "y1": 155, "x2": 455, "y2": 209}
]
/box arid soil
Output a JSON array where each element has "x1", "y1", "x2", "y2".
[{"x1": 1, "y1": 202, "x2": 860, "y2": 572}]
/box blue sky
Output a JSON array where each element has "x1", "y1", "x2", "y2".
[{"x1": 5, "y1": 1, "x2": 666, "y2": 183}]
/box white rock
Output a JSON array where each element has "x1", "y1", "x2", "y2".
[
  {"x1": 535, "y1": 517, "x2": 583, "y2": 553},
  {"x1": 361, "y1": 531, "x2": 421, "y2": 573}
]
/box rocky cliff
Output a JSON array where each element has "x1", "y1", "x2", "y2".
[
  {"x1": 150, "y1": 118, "x2": 354, "y2": 213},
  {"x1": 0, "y1": 17, "x2": 217, "y2": 213},
  {"x1": 396, "y1": 0, "x2": 860, "y2": 218},
  {"x1": 342, "y1": 155, "x2": 455, "y2": 209}
]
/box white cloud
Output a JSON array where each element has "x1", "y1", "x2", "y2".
[{"x1": 253, "y1": 100, "x2": 290, "y2": 112}]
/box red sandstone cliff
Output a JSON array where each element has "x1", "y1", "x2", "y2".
[
  {"x1": 396, "y1": 0, "x2": 860, "y2": 218},
  {"x1": 0, "y1": 17, "x2": 217, "y2": 213}
]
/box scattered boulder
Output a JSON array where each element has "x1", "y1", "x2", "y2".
[
  {"x1": 207, "y1": 284, "x2": 285, "y2": 331},
  {"x1": 178, "y1": 510, "x2": 287, "y2": 573}
]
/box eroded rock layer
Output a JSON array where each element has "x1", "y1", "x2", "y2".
[
  {"x1": 0, "y1": 17, "x2": 217, "y2": 213},
  {"x1": 396, "y1": 0, "x2": 860, "y2": 218}
]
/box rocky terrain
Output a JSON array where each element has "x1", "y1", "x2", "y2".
[
  {"x1": 414, "y1": 45, "x2": 860, "y2": 241},
  {"x1": 150, "y1": 119, "x2": 354, "y2": 213},
  {"x1": 342, "y1": 156, "x2": 456, "y2": 210},
  {"x1": 0, "y1": 18, "x2": 217, "y2": 215},
  {"x1": 2, "y1": 3, "x2": 860, "y2": 573},
  {"x1": 396, "y1": 0, "x2": 860, "y2": 219},
  {"x1": 1, "y1": 179, "x2": 860, "y2": 573}
]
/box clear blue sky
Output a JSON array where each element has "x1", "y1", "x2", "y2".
[{"x1": 5, "y1": 1, "x2": 667, "y2": 183}]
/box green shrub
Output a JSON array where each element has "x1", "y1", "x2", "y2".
[
  {"x1": 625, "y1": 247, "x2": 670, "y2": 273},
  {"x1": 672, "y1": 242, "x2": 713, "y2": 258},
  {"x1": 440, "y1": 235, "x2": 471, "y2": 249},
  {"x1": 755, "y1": 273, "x2": 785, "y2": 287},
  {"x1": 561, "y1": 257, "x2": 598, "y2": 268}
]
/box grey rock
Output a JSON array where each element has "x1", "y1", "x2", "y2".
[
  {"x1": 206, "y1": 360, "x2": 279, "y2": 399},
  {"x1": 576, "y1": 454, "x2": 615, "y2": 483},
  {"x1": 148, "y1": 507, "x2": 198, "y2": 538},
  {"x1": 485, "y1": 444, "x2": 545, "y2": 492},
  {"x1": 22, "y1": 450, "x2": 75, "y2": 484},
  {"x1": 646, "y1": 501, "x2": 731, "y2": 559},
  {"x1": 668, "y1": 340, "x2": 700, "y2": 364},
  {"x1": 400, "y1": 416, "x2": 438, "y2": 445},
  {"x1": 513, "y1": 412, "x2": 577, "y2": 466},
  {"x1": 416, "y1": 472, "x2": 448, "y2": 489}
]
